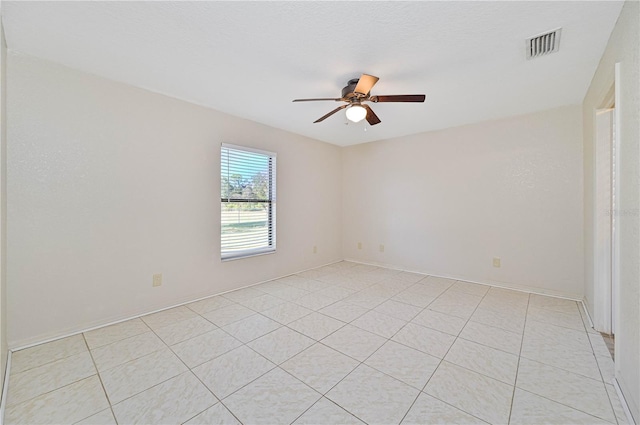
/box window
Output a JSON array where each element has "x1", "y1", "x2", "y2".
[{"x1": 220, "y1": 144, "x2": 276, "y2": 260}]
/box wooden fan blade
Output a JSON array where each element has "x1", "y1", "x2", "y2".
[
  {"x1": 370, "y1": 94, "x2": 426, "y2": 103},
  {"x1": 314, "y1": 104, "x2": 348, "y2": 123},
  {"x1": 353, "y1": 74, "x2": 379, "y2": 96},
  {"x1": 364, "y1": 105, "x2": 381, "y2": 126},
  {"x1": 293, "y1": 98, "x2": 343, "y2": 102}
]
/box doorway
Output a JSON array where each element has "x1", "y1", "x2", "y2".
[{"x1": 593, "y1": 65, "x2": 621, "y2": 348}]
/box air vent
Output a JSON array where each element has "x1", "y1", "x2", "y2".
[{"x1": 526, "y1": 28, "x2": 561, "y2": 59}]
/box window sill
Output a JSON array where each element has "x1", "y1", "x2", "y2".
[{"x1": 221, "y1": 249, "x2": 276, "y2": 262}]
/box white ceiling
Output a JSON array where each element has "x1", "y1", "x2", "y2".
[{"x1": 2, "y1": 1, "x2": 623, "y2": 146}]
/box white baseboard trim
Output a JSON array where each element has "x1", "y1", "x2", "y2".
[
  {"x1": 343, "y1": 258, "x2": 584, "y2": 301},
  {"x1": 580, "y1": 299, "x2": 595, "y2": 329},
  {"x1": 0, "y1": 350, "x2": 12, "y2": 425},
  {"x1": 10, "y1": 260, "x2": 343, "y2": 352},
  {"x1": 3, "y1": 257, "x2": 621, "y2": 425},
  {"x1": 10, "y1": 258, "x2": 587, "y2": 351},
  {"x1": 613, "y1": 378, "x2": 636, "y2": 425}
]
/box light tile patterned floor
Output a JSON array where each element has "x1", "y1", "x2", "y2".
[{"x1": 4, "y1": 262, "x2": 629, "y2": 424}]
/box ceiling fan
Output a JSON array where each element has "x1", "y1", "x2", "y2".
[{"x1": 293, "y1": 74, "x2": 425, "y2": 126}]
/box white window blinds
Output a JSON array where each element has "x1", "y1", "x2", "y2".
[{"x1": 221, "y1": 144, "x2": 276, "y2": 260}]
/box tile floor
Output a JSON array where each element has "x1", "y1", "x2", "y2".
[{"x1": 4, "y1": 262, "x2": 630, "y2": 425}]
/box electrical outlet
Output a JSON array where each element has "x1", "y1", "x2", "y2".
[
  {"x1": 357, "y1": 242, "x2": 362, "y2": 250},
  {"x1": 493, "y1": 258, "x2": 501, "y2": 268},
  {"x1": 379, "y1": 244, "x2": 385, "y2": 253},
  {"x1": 152, "y1": 273, "x2": 162, "y2": 287},
  {"x1": 313, "y1": 245, "x2": 317, "y2": 254}
]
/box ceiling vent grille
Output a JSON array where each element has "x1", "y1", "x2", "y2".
[{"x1": 526, "y1": 28, "x2": 561, "y2": 59}]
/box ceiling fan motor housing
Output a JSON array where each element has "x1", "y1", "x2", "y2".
[{"x1": 342, "y1": 79, "x2": 361, "y2": 99}]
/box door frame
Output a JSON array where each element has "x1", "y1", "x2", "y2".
[{"x1": 592, "y1": 62, "x2": 621, "y2": 336}]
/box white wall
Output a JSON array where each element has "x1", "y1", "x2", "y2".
[
  {"x1": 343, "y1": 105, "x2": 584, "y2": 298},
  {"x1": 583, "y1": 1, "x2": 639, "y2": 420},
  {"x1": 6, "y1": 53, "x2": 343, "y2": 347},
  {"x1": 0, "y1": 16, "x2": 8, "y2": 393}
]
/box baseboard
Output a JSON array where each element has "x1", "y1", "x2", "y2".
[
  {"x1": 613, "y1": 378, "x2": 637, "y2": 425},
  {"x1": 12, "y1": 257, "x2": 585, "y2": 350},
  {"x1": 580, "y1": 298, "x2": 595, "y2": 329},
  {"x1": 10, "y1": 259, "x2": 343, "y2": 352},
  {"x1": 0, "y1": 349, "x2": 12, "y2": 425},
  {"x1": 343, "y1": 258, "x2": 584, "y2": 301},
  {"x1": 4, "y1": 257, "x2": 632, "y2": 425}
]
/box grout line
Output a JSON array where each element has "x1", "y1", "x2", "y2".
[
  {"x1": 283, "y1": 317, "x2": 348, "y2": 344},
  {"x1": 0, "y1": 350, "x2": 112, "y2": 412},
  {"x1": 513, "y1": 304, "x2": 620, "y2": 424},
  {"x1": 88, "y1": 325, "x2": 198, "y2": 411},
  {"x1": 588, "y1": 333, "x2": 611, "y2": 385},
  {"x1": 0, "y1": 350, "x2": 12, "y2": 425},
  {"x1": 402, "y1": 388, "x2": 490, "y2": 425},
  {"x1": 151, "y1": 326, "x2": 245, "y2": 425},
  {"x1": 343, "y1": 258, "x2": 584, "y2": 301},
  {"x1": 162, "y1": 356, "x2": 242, "y2": 423},
  {"x1": 9, "y1": 260, "x2": 344, "y2": 352},
  {"x1": 80, "y1": 334, "x2": 118, "y2": 425},
  {"x1": 179, "y1": 407, "x2": 210, "y2": 425},
  {"x1": 584, "y1": 324, "x2": 620, "y2": 424},
  {"x1": 90, "y1": 336, "x2": 167, "y2": 374},
  {"x1": 297, "y1": 396, "x2": 366, "y2": 425},
  {"x1": 6, "y1": 263, "x2": 621, "y2": 425},
  {"x1": 277, "y1": 276, "x2": 395, "y2": 419},
  {"x1": 396, "y1": 385, "x2": 426, "y2": 423},
  {"x1": 191, "y1": 315, "x2": 319, "y2": 407},
  {"x1": 516, "y1": 387, "x2": 621, "y2": 424},
  {"x1": 3, "y1": 343, "x2": 89, "y2": 377},
  {"x1": 455, "y1": 331, "x2": 521, "y2": 356},
  {"x1": 613, "y1": 378, "x2": 636, "y2": 425},
  {"x1": 106, "y1": 311, "x2": 247, "y2": 424},
  {"x1": 393, "y1": 287, "x2": 486, "y2": 424},
  {"x1": 1, "y1": 374, "x2": 107, "y2": 422},
  {"x1": 424, "y1": 284, "x2": 490, "y2": 364},
  {"x1": 211, "y1": 349, "x2": 276, "y2": 402},
  {"x1": 525, "y1": 316, "x2": 593, "y2": 334},
  {"x1": 605, "y1": 384, "x2": 623, "y2": 425},
  {"x1": 10, "y1": 258, "x2": 576, "y2": 353},
  {"x1": 275, "y1": 368, "x2": 362, "y2": 425},
  {"x1": 507, "y1": 292, "x2": 530, "y2": 424},
  {"x1": 517, "y1": 353, "x2": 607, "y2": 383}
]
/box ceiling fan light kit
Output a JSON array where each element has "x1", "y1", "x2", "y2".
[
  {"x1": 293, "y1": 73, "x2": 425, "y2": 126},
  {"x1": 345, "y1": 104, "x2": 367, "y2": 123}
]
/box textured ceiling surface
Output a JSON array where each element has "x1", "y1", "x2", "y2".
[{"x1": 2, "y1": 1, "x2": 624, "y2": 146}]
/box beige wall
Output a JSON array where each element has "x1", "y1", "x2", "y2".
[
  {"x1": 6, "y1": 53, "x2": 343, "y2": 347},
  {"x1": 583, "y1": 1, "x2": 639, "y2": 420},
  {"x1": 343, "y1": 105, "x2": 584, "y2": 298}
]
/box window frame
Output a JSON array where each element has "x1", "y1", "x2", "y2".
[{"x1": 220, "y1": 143, "x2": 276, "y2": 261}]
